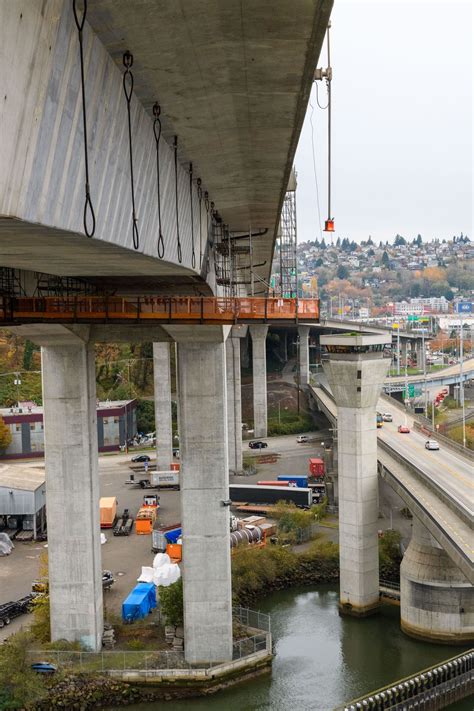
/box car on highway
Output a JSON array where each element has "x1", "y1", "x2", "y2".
[
  {"x1": 248, "y1": 440, "x2": 268, "y2": 449},
  {"x1": 398, "y1": 425, "x2": 410, "y2": 434},
  {"x1": 173, "y1": 448, "x2": 180, "y2": 459},
  {"x1": 425, "y1": 439, "x2": 440, "y2": 450},
  {"x1": 296, "y1": 435, "x2": 309, "y2": 443},
  {"x1": 131, "y1": 454, "x2": 151, "y2": 463},
  {"x1": 382, "y1": 413, "x2": 393, "y2": 422}
]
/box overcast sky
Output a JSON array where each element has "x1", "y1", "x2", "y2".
[{"x1": 294, "y1": 0, "x2": 472, "y2": 244}]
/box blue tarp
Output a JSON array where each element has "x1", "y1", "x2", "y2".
[
  {"x1": 122, "y1": 582, "x2": 157, "y2": 623},
  {"x1": 165, "y1": 527, "x2": 182, "y2": 543}
]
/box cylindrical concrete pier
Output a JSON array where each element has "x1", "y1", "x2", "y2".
[
  {"x1": 250, "y1": 325, "x2": 268, "y2": 438},
  {"x1": 153, "y1": 342, "x2": 173, "y2": 470},
  {"x1": 321, "y1": 333, "x2": 391, "y2": 617},
  {"x1": 226, "y1": 333, "x2": 243, "y2": 474},
  {"x1": 42, "y1": 339, "x2": 103, "y2": 650},
  {"x1": 401, "y1": 518, "x2": 474, "y2": 644}
]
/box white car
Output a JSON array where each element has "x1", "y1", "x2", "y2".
[
  {"x1": 425, "y1": 440, "x2": 440, "y2": 451},
  {"x1": 296, "y1": 435, "x2": 309, "y2": 443},
  {"x1": 382, "y1": 413, "x2": 393, "y2": 422}
]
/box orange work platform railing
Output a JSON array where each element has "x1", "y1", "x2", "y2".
[{"x1": 0, "y1": 296, "x2": 319, "y2": 325}]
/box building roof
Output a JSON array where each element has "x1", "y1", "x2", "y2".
[{"x1": 0, "y1": 465, "x2": 45, "y2": 492}]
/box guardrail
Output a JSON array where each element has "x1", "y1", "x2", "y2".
[
  {"x1": 336, "y1": 649, "x2": 473, "y2": 710},
  {"x1": 0, "y1": 295, "x2": 319, "y2": 325}
]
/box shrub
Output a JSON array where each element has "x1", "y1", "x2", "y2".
[
  {"x1": 0, "y1": 631, "x2": 46, "y2": 708},
  {"x1": 158, "y1": 579, "x2": 183, "y2": 627}
]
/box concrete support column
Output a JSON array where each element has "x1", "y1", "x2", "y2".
[
  {"x1": 400, "y1": 339, "x2": 408, "y2": 367},
  {"x1": 153, "y1": 342, "x2": 173, "y2": 470},
  {"x1": 165, "y1": 326, "x2": 232, "y2": 664},
  {"x1": 226, "y1": 334, "x2": 243, "y2": 474},
  {"x1": 250, "y1": 325, "x2": 269, "y2": 438},
  {"x1": 298, "y1": 326, "x2": 311, "y2": 386},
  {"x1": 42, "y1": 340, "x2": 103, "y2": 650},
  {"x1": 401, "y1": 517, "x2": 474, "y2": 644},
  {"x1": 322, "y1": 334, "x2": 391, "y2": 617},
  {"x1": 416, "y1": 340, "x2": 425, "y2": 371}
]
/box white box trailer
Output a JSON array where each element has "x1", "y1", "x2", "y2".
[{"x1": 125, "y1": 470, "x2": 179, "y2": 490}]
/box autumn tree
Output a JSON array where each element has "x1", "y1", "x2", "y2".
[{"x1": 0, "y1": 417, "x2": 12, "y2": 452}]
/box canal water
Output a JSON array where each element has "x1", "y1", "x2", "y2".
[{"x1": 124, "y1": 585, "x2": 472, "y2": 711}]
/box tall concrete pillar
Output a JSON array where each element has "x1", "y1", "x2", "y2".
[
  {"x1": 164, "y1": 326, "x2": 232, "y2": 664},
  {"x1": 401, "y1": 517, "x2": 474, "y2": 644},
  {"x1": 226, "y1": 327, "x2": 245, "y2": 474},
  {"x1": 400, "y1": 339, "x2": 408, "y2": 367},
  {"x1": 42, "y1": 337, "x2": 103, "y2": 650},
  {"x1": 416, "y1": 339, "x2": 425, "y2": 371},
  {"x1": 250, "y1": 325, "x2": 269, "y2": 438},
  {"x1": 321, "y1": 333, "x2": 391, "y2": 616},
  {"x1": 298, "y1": 326, "x2": 311, "y2": 386},
  {"x1": 153, "y1": 342, "x2": 173, "y2": 470}
]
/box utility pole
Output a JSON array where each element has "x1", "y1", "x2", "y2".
[{"x1": 459, "y1": 311, "x2": 466, "y2": 448}]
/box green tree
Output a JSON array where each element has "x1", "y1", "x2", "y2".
[
  {"x1": 381, "y1": 250, "x2": 390, "y2": 266},
  {"x1": 415, "y1": 234, "x2": 423, "y2": 246},
  {"x1": 136, "y1": 400, "x2": 155, "y2": 434},
  {"x1": 158, "y1": 579, "x2": 183, "y2": 626},
  {"x1": 336, "y1": 264, "x2": 350, "y2": 279},
  {"x1": 394, "y1": 234, "x2": 406, "y2": 246},
  {"x1": 0, "y1": 417, "x2": 12, "y2": 452}
]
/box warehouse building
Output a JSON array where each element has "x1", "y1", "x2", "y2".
[
  {"x1": 0, "y1": 465, "x2": 46, "y2": 540},
  {"x1": 0, "y1": 399, "x2": 137, "y2": 460}
]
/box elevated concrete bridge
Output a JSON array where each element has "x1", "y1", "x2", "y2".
[
  {"x1": 0, "y1": 0, "x2": 333, "y2": 661},
  {"x1": 310, "y1": 381, "x2": 474, "y2": 643}
]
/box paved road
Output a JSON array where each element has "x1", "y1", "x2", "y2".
[
  {"x1": 377, "y1": 405, "x2": 473, "y2": 518},
  {"x1": 386, "y1": 357, "x2": 474, "y2": 386}
]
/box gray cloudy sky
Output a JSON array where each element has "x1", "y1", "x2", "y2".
[{"x1": 294, "y1": 0, "x2": 472, "y2": 244}]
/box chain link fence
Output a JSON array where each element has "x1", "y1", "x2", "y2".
[{"x1": 27, "y1": 606, "x2": 271, "y2": 673}]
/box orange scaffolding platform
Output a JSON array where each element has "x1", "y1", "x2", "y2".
[{"x1": 0, "y1": 296, "x2": 319, "y2": 325}]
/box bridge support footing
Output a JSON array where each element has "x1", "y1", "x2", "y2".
[
  {"x1": 401, "y1": 518, "x2": 474, "y2": 645},
  {"x1": 153, "y1": 342, "x2": 173, "y2": 470},
  {"x1": 339, "y1": 600, "x2": 380, "y2": 618}
]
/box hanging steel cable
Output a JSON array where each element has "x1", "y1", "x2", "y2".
[
  {"x1": 72, "y1": 0, "x2": 96, "y2": 238},
  {"x1": 173, "y1": 136, "x2": 182, "y2": 263},
  {"x1": 152, "y1": 102, "x2": 165, "y2": 259},
  {"x1": 197, "y1": 178, "x2": 203, "y2": 269},
  {"x1": 122, "y1": 51, "x2": 139, "y2": 250},
  {"x1": 188, "y1": 163, "x2": 196, "y2": 269},
  {"x1": 204, "y1": 191, "x2": 210, "y2": 275}
]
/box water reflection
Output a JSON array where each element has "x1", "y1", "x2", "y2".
[{"x1": 120, "y1": 585, "x2": 468, "y2": 711}]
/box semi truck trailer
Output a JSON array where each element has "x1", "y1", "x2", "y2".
[{"x1": 229, "y1": 484, "x2": 314, "y2": 507}]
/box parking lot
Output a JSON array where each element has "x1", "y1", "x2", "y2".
[{"x1": 0, "y1": 427, "x2": 409, "y2": 642}]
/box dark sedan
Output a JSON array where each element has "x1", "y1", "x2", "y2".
[{"x1": 248, "y1": 441, "x2": 268, "y2": 449}]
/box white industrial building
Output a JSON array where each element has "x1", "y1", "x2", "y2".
[{"x1": 0, "y1": 465, "x2": 46, "y2": 539}]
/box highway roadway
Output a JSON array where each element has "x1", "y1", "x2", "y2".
[
  {"x1": 386, "y1": 357, "x2": 474, "y2": 387},
  {"x1": 377, "y1": 403, "x2": 474, "y2": 520}
]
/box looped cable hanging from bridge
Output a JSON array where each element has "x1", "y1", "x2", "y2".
[
  {"x1": 188, "y1": 163, "x2": 196, "y2": 269},
  {"x1": 204, "y1": 191, "x2": 210, "y2": 275},
  {"x1": 122, "y1": 51, "x2": 139, "y2": 250},
  {"x1": 173, "y1": 136, "x2": 182, "y2": 263},
  {"x1": 152, "y1": 102, "x2": 165, "y2": 259},
  {"x1": 197, "y1": 178, "x2": 203, "y2": 269},
  {"x1": 72, "y1": 0, "x2": 96, "y2": 238}
]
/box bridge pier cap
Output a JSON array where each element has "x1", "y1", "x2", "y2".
[{"x1": 320, "y1": 333, "x2": 391, "y2": 618}]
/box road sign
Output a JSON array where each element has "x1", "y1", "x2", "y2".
[
  {"x1": 407, "y1": 315, "x2": 419, "y2": 322},
  {"x1": 456, "y1": 302, "x2": 472, "y2": 314}
]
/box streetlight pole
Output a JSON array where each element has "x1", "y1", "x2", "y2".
[{"x1": 459, "y1": 311, "x2": 466, "y2": 448}]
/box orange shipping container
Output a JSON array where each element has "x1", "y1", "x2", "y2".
[{"x1": 100, "y1": 497, "x2": 117, "y2": 528}]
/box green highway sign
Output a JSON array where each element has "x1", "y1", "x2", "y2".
[{"x1": 407, "y1": 315, "x2": 419, "y2": 322}]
